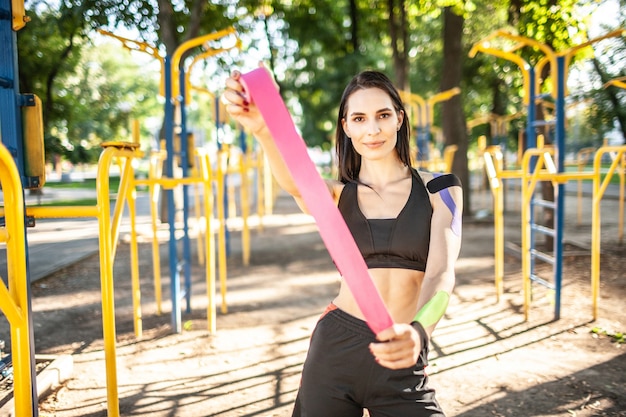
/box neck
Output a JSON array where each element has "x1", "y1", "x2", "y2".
[{"x1": 358, "y1": 160, "x2": 410, "y2": 188}]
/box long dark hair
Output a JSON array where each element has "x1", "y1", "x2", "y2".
[{"x1": 335, "y1": 70, "x2": 412, "y2": 183}]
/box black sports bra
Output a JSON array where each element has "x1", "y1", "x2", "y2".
[{"x1": 338, "y1": 170, "x2": 432, "y2": 271}]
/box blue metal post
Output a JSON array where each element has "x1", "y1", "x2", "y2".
[
  {"x1": 178, "y1": 66, "x2": 192, "y2": 314},
  {"x1": 418, "y1": 128, "x2": 431, "y2": 164},
  {"x1": 553, "y1": 55, "x2": 566, "y2": 320},
  {"x1": 163, "y1": 56, "x2": 181, "y2": 333},
  {"x1": 526, "y1": 67, "x2": 537, "y2": 151}
]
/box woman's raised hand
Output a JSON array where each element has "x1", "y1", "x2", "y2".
[{"x1": 222, "y1": 69, "x2": 268, "y2": 138}]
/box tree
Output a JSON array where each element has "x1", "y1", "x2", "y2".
[{"x1": 440, "y1": 5, "x2": 470, "y2": 212}]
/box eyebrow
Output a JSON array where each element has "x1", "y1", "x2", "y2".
[{"x1": 348, "y1": 107, "x2": 393, "y2": 117}]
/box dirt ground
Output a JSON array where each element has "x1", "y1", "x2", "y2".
[{"x1": 5, "y1": 187, "x2": 626, "y2": 416}]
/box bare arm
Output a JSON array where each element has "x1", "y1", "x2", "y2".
[
  {"x1": 369, "y1": 179, "x2": 462, "y2": 369},
  {"x1": 222, "y1": 69, "x2": 340, "y2": 211}
]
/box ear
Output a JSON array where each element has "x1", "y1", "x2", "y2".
[
  {"x1": 397, "y1": 110, "x2": 404, "y2": 130},
  {"x1": 341, "y1": 118, "x2": 350, "y2": 138}
]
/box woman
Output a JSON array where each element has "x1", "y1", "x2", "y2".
[{"x1": 223, "y1": 68, "x2": 462, "y2": 417}]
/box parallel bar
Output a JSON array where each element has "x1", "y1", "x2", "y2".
[
  {"x1": 530, "y1": 223, "x2": 555, "y2": 237},
  {"x1": 530, "y1": 249, "x2": 555, "y2": 265}
]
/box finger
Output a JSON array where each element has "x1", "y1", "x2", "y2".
[
  {"x1": 222, "y1": 89, "x2": 248, "y2": 107},
  {"x1": 224, "y1": 77, "x2": 244, "y2": 94},
  {"x1": 376, "y1": 357, "x2": 414, "y2": 370}
]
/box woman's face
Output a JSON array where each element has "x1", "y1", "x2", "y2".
[{"x1": 341, "y1": 87, "x2": 404, "y2": 162}]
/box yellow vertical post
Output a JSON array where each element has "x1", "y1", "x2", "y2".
[
  {"x1": 0, "y1": 143, "x2": 34, "y2": 417},
  {"x1": 240, "y1": 149, "x2": 251, "y2": 266},
  {"x1": 198, "y1": 150, "x2": 217, "y2": 333},
  {"x1": 96, "y1": 147, "x2": 120, "y2": 417},
  {"x1": 192, "y1": 161, "x2": 205, "y2": 265},
  {"x1": 126, "y1": 173, "x2": 143, "y2": 338},
  {"x1": 618, "y1": 153, "x2": 625, "y2": 245},
  {"x1": 132, "y1": 119, "x2": 140, "y2": 145},
  {"x1": 591, "y1": 146, "x2": 626, "y2": 319},
  {"x1": 483, "y1": 147, "x2": 504, "y2": 301},
  {"x1": 216, "y1": 148, "x2": 228, "y2": 314},
  {"x1": 591, "y1": 151, "x2": 602, "y2": 321},
  {"x1": 148, "y1": 151, "x2": 165, "y2": 314},
  {"x1": 263, "y1": 153, "x2": 274, "y2": 215},
  {"x1": 256, "y1": 148, "x2": 265, "y2": 231}
]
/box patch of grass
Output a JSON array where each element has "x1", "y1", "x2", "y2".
[
  {"x1": 28, "y1": 198, "x2": 115, "y2": 207},
  {"x1": 591, "y1": 327, "x2": 625, "y2": 344},
  {"x1": 44, "y1": 176, "x2": 121, "y2": 190}
]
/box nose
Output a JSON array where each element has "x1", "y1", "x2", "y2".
[{"x1": 368, "y1": 120, "x2": 381, "y2": 135}]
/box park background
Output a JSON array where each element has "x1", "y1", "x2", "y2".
[{"x1": 1, "y1": 0, "x2": 626, "y2": 416}]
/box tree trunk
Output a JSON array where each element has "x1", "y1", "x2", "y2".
[
  {"x1": 440, "y1": 7, "x2": 470, "y2": 215},
  {"x1": 387, "y1": 0, "x2": 409, "y2": 91}
]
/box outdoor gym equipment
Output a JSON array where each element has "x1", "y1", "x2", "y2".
[
  {"x1": 0, "y1": 0, "x2": 44, "y2": 414},
  {"x1": 102, "y1": 27, "x2": 246, "y2": 335},
  {"x1": 399, "y1": 88, "x2": 460, "y2": 166},
  {"x1": 471, "y1": 28, "x2": 626, "y2": 321},
  {"x1": 0, "y1": 143, "x2": 36, "y2": 417}
]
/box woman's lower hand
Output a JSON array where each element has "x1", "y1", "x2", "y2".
[{"x1": 368, "y1": 323, "x2": 422, "y2": 369}]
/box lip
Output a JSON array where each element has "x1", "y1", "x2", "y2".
[{"x1": 363, "y1": 141, "x2": 385, "y2": 148}]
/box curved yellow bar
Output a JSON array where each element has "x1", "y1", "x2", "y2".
[{"x1": 0, "y1": 142, "x2": 34, "y2": 417}]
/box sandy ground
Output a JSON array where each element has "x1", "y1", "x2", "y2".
[{"x1": 2, "y1": 186, "x2": 625, "y2": 417}]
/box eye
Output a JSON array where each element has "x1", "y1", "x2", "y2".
[
  {"x1": 379, "y1": 112, "x2": 391, "y2": 119},
  {"x1": 353, "y1": 116, "x2": 364, "y2": 122}
]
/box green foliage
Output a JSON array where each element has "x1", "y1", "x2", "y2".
[
  {"x1": 591, "y1": 326, "x2": 625, "y2": 344},
  {"x1": 14, "y1": 0, "x2": 625, "y2": 172}
]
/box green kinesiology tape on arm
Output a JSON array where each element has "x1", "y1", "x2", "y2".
[{"x1": 413, "y1": 291, "x2": 450, "y2": 327}]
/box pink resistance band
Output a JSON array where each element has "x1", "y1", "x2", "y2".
[{"x1": 240, "y1": 68, "x2": 394, "y2": 334}]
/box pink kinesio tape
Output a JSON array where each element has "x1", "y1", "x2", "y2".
[{"x1": 239, "y1": 68, "x2": 393, "y2": 334}]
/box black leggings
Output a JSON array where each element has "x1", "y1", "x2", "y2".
[{"x1": 292, "y1": 306, "x2": 445, "y2": 417}]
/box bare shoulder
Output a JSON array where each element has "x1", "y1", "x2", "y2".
[
  {"x1": 326, "y1": 179, "x2": 345, "y2": 204},
  {"x1": 415, "y1": 169, "x2": 435, "y2": 184}
]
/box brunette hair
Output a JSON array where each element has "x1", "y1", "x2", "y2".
[{"x1": 335, "y1": 70, "x2": 412, "y2": 183}]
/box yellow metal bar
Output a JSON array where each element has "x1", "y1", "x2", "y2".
[
  {"x1": 197, "y1": 150, "x2": 217, "y2": 333},
  {"x1": 94, "y1": 144, "x2": 140, "y2": 417},
  {"x1": 23, "y1": 205, "x2": 99, "y2": 218},
  {"x1": 398, "y1": 90, "x2": 427, "y2": 128},
  {"x1": 617, "y1": 153, "x2": 626, "y2": 245},
  {"x1": 97, "y1": 29, "x2": 165, "y2": 97},
  {"x1": 126, "y1": 176, "x2": 143, "y2": 338},
  {"x1": 469, "y1": 42, "x2": 532, "y2": 104},
  {"x1": 135, "y1": 176, "x2": 204, "y2": 188},
  {"x1": 576, "y1": 148, "x2": 596, "y2": 224},
  {"x1": 148, "y1": 151, "x2": 165, "y2": 314},
  {"x1": 0, "y1": 276, "x2": 23, "y2": 326},
  {"x1": 184, "y1": 37, "x2": 241, "y2": 103},
  {"x1": 171, "y1": 27, "x2": 237, "y2": 99},
  {"x1": 11, "y1": 0, "x2": 29, "y2": 30},
  {"x1": 263, "y1": 152, "x2": 274, "y2": 215},
  {"x1": 591, "y1": 146, "x2": 626, "y2": 320},
  {"x1": 96, "y1": 147, "x2": 121, "y2": 417},
  {"x1": 216, "y1": 149, "x2": 228, "y2": 314},
  {"x1": 0, "y1": 143, "x2": 33, "y2": 417},
  {"x1": 483, "y1": 148, "x2": 504, "y2": 301},
  {"x1": 256, "y1": 149, "x2": 265, "y2": 231},
  {"x1": 109, "y1": 157, "x2": 133, "y2": 260},
  {"x1": 240, "y1": 150, "x2": 250, "y2": 266},
  {"x1": 193, "y1": 165, "x2": 205, "y2": 265},
  {"x1": 426, "y1": 88, "x2": 461, "y2": 126}
]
